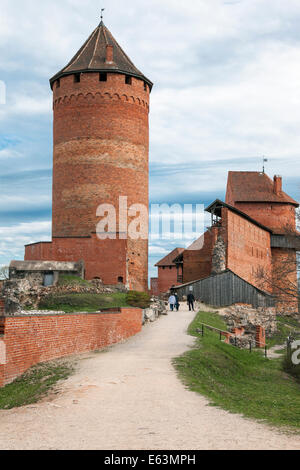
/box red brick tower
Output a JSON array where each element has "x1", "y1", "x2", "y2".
[{"x1": 25, "y1": 21, "x2": 153, "y2": 291}]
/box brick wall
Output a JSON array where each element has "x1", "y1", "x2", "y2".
[
  {"x1": 0, "y1": 297, "x2": 4, "y2": 315},
  {"x1": 25, "y1": 235, "x2": 127, "y2": 286},
  {"x1": 232, "y1": 202, "x2": 296, "y2": 234},
  {"x1": 157, "y1": 265, "x2": 180, "y2": 293},
  {"x1": 256, "y1": 326, "x2": 266, "y2": 348},
  {"x1": 182, "y1": 231, "x2": 214, "y2": 284},
  {"x1": 0, "y1": 307, "x2": 142, "y2": 388},
  {"x1": 224, "y1": 208, "x2": 273, "y2": 292}
]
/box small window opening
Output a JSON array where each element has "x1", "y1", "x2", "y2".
[
  {"x1": 56, "y1": 79, "x2": 60, "y2": 88},
  {"x1": 118, "y1": 276, "x2": 124, "y2": 283},
  {"x1": 44, "y1": 272, "x2": 54, "y2": 287},
  {"x1": 99, "y1": 72, "x2": 107, "y2": 82},
  {"x1": 144, "y1": 81, "x2": 147, "y2": 91},
  {"x1": 125, "y1": 76, "x2": 132, "y2": 85},
  {"x1": 74, "y1": 73, "x2": 81, "y2": 83}
]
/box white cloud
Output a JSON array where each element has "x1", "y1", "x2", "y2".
[
  {"x1": 0, "y1": 221, "x2": 51, "y2": 265},
  {"x1": 1, "y1": 0, "x2": 300, "y2": 270}
]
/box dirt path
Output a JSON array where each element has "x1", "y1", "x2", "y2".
[{"x1": 0, "y1": 306, "x2": 300, "y2": 450}]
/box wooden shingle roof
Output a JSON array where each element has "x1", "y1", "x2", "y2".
[{"x1": 50, "y1": 22, "x2": 153, "y2": 90}]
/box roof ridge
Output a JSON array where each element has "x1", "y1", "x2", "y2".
[{"x1": 88, "y1": 27, "x2": 101, "y2": 69}]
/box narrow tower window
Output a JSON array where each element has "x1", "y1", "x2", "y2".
[
  {"x1": 56, "y1": 79, "x2": 60, "y2": 88},
  {"x1": 125, "y1": 76, "x2": 132, "y2": 85},
  {"x1": 144, "y1": 81, "x2": 147, "y2": 91},
  {"x1": 99, "y1": 72, "x2": 107, "y2": 82},
  {"x1": 118, "y1": 276, "x2": 124, "y2": 284},
  {"x1": 74, "y1": 73, "x2": 81, "y2": 83}
]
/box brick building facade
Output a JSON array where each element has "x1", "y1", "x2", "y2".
[
  {"x1": 152, "y1": 172, "x2": 299, "y2": 313},
  {"x1": 151, "y1": 248, "x2": 184, "y2": 295},
  {"x1": 24, "y1": 21, "x2": 153, "y2": 291}
]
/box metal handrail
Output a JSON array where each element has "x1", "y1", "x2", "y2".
[{"x1": 196, "y1": 322, "x2": 268, "y2": 357}]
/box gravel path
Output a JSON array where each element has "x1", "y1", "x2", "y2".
[{"x1": 0, "y1": 306, "x2": 300, "y2": 450}]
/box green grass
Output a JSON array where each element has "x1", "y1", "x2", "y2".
[
  {"x1": 0, "y1": 360, "x2": 74, "y2": 409},
  {"x1": 39, "y1": 292, "x2": 129, "y2": 313},
  {"x1": 174, "y1": 311, "x2": 300, "y2": 429},
  {"x1": 266, "y1": 315, "x2": 300, "y2": 348},
  {"x1": 57, "y1": 274, "x2": 90, "y2": 286}
]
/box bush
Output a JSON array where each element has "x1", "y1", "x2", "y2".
[
  {"x1": 283, "y1": 346, "x2": 300, "y2": 384},
  {"x1": 126, "y1": 291, "x2": 151, "y2": 309}
]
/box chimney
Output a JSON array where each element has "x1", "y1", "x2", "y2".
[
  {"x1": 273, "y1": 175, "x2": 282, "y2": 194},
  {"x1": 106, "y1": 45, "x2": 114, "y2": 64}
]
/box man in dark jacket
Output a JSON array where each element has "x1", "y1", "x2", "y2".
[{"x1": 187, "y1": 292, "x2": 195, "y2": 311}]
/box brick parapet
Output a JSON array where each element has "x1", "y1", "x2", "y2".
[{"x1": 0, "y1": 307, "x2": 143, "y2": 387}]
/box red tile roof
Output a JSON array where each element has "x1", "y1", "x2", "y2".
[
  {"x1": 226, "y1": 171, "x2": 298, "y2": 207},
  {"x1": 155, "y1": 248, "x2": 185, "y2": 267}
]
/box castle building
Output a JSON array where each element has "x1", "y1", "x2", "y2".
[
  {"x1": 152, "y1": 172, "x2": 299, "y2": 312},
  {"x1": 24, "y1": 21, "x2": 153, "y2": 291},
  {"x1": 151, "y1": 248, "x2": 184, "y2": 296}
]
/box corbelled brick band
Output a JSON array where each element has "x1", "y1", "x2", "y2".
[{"x1": 0, "y1": 307, "x2": 142, "y2": 388}]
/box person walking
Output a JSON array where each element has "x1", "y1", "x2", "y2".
[
  {"x1": 187, "y1": 292, "x2": 195, "y2": 311},
  {"x1": 168, "y1": 294, "x2": 176, "y2": 311},
  {"x1": 174, "y1": 293, "x2": 180, "y2": 311}
]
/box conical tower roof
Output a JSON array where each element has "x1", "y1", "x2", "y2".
[{"x1": 50, "y1": 21, "x2": 153, "y2": 90}]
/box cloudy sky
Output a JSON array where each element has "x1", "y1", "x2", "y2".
[{"x1": 1, "y1": 0, "x2": 300, "y2": 280}]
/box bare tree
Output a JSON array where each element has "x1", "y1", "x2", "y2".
[
  {"x1": 0, "y1": 266, "x2": 9, "y2": 280},
  {"x1": 255, "y1": 210, "x2": 300, "y2": 312}
]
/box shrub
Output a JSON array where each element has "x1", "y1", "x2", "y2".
[{"x1": 126, "y1": 291, "x2": 151, "y2": 309}]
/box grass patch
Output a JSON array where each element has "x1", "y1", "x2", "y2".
[
  {"x1": 0, "y1": 360, "x2": 74, "y2": 409},
  {"x1": 39, "y1": 292, "x2": 129, "y2": 313},
  {"x1": 267, "y1": 315, "x2": 300, "y2": 348},
  {"x1": 174, "y1": 311, "x2": 300, "y2": 429},
  {"x1": 57, "y1": 274, "x2": 90, "y2": 286}
]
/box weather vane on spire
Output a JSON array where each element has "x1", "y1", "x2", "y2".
[
  {"x1": 101, "y1": 8, "x2": 105, "y2": 22},
  {"x1": 262, "y1": 156, "x2": 268, "y2": 174}
]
